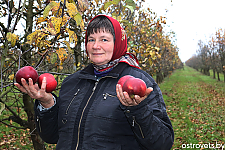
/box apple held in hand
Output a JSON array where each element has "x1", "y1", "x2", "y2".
[
  {"x1": 15, "y1": 66, "x2": 38, "y2": 85},
  {"x1": 118, "y1": 75, "x2": 147, "y2": 99},
  {"x1": 38, "y1": 73, "x2": 57, "y2": 93},
  {"x1": 117, "y1": 75, "x2": 135, "y2": 86}
]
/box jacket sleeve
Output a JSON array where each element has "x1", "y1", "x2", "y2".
[
  {"x1": 120, "y1": 71, "x2": 174, "y2": 150},
  {"x1": 34, "y1": 93, "x2": 59, "y2": 144}
]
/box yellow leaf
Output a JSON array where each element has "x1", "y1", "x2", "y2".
[
  {"x1": 77, "y1": 0, "x2": 89, "y2": 12},
  {"x1": 79, "y1": 19, "x2": 84, "y2": 31},
  {"x1": 48, "y1": 17, "x2": 62, "y2": 34},
  {"x1": 51, "y1": 3, "x2": 61, "y2": 16},
  {"x1": 66, "y1": 28, "x2": 77, "y2": 44},
  {"x1": 8, "y1": 74, "x2": 14, "y2": 80},
  {"x1": 77, "y1": 62, "x2": 80, "y2": 67},
  {"x1": 56, "y1": 48, "x2": 68, "y2": 65},
  {"x1": 66, "y1": 2, "x2": 78, "y2": 19},
  {"x1": 59, "y1": 65, "x2": 63, "y2": 70},
  {"x1": 63, "y1": 40, "x2": 73, "y2": 54},
  {"x1": 148, "y1": 59, "x2": 153, "y2": 66},
  {"x1": 6, "y1": 32, "x2": 18, "y2": 47},
  {"x1": 26, "y1": 30, "x2": 47, "y2": 46},
  {"x1": 26, "y1": 30, "x2": 41, "y2": 45},
  {"x1": 36, "y1": 17, "x2": 47, "y2": 24}
]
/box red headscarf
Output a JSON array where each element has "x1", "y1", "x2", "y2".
[{"x1": 85, "y1": 15, "x2": 140, "y2": 70}]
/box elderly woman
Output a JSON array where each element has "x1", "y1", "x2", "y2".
[{"x1": 15, "y1": 15, "x2": 174, "y2": 150}]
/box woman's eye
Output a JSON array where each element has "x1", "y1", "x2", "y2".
[
  {"x1": 88, "y1": 39, "x2": 95, "y2": 42},
  {"x1": 102, "y1": 39, "x2": 108, "y2": 42}
]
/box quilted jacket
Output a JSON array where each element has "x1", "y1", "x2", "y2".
[{"x1": 34, "y1": 63, "x2": 174, "y2": 150}]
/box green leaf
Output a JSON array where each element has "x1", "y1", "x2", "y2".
[
  {"x1": 50, "y1": 52, "x2": 58, "y2": 64},
  {"x1": 43, "y1": 1, "x2": 59, "y2": 18},
  {"x1": 104, "y1": 1, "x2": 113, "y2": 10},
  {"x1": 125, "y1": 5, "x2": 134, "y2": 13},
  {"x1": 125, "y1": 0, "x2": 136, "y2": 9},
  {"x1": 74, "y1": 13, "x2": 82, "y2": 26}
]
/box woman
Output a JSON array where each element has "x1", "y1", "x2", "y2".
[{"x1": 15, "y1": 15, "x2": 174, "y2": 150}]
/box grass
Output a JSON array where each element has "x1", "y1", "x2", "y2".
[{"x1": 159, "y1": 66, "x2": 225, "y2": 149}]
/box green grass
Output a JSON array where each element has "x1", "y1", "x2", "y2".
[{"x1": 159, "y1": 66, "x2": 225, "y2": 149}]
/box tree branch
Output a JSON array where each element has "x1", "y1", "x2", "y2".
[{"x1": 0, "y1": 118, "x2": 27, "y2": 129}]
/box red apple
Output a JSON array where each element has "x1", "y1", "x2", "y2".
[
  {"x1": 38, "y1": 73, "x2": 57, "y2": 93},
  {"x1": 117, "y1": 75, "x2": 135, "y2": 86},
  {"x1": 15, "y1": 66, "x2": 38, "y2": 85},
  {"x1": 122, "y1": 77, "x2": 147, "y2": 99}
]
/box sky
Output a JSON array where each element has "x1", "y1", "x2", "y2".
[{"x1": 145, "y1": 0, "x2": 225, "y2": 62}]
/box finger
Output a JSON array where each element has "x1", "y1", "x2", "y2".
[
  {"x1": 21, "y1": 78, "x2": 31, "y2": 94},
  {"x1": 14, "y1": 83, "x2": 27, "y2": 93},
  {"x1": 145, "y1": 87, "x2": 153, "y2": 95},
  {"x1": 123, "y1": 92, "x2": 135, "y2": 105},
  {"x1": 41, "y1": 77, "x2": 47, "y2": 91},
  {"x1": 116, "y1": 84, "x2": 125, "y2": 100},
  {"x1": 134, "y1": 95, "x2": 142, "y2": 104},
  {"x1": 116, "y1": 84, "x2": 129, "y2": 106},
  {"x1": 28, "y1": 78, "x2": 38, "y2": 96},
  {"x1": 21, "y1": 78, "x2": 28, "y2": 87}
]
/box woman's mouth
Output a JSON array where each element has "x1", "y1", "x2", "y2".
[{"x1": 92, "y1": 53, "x2": 103, "y2": 55}]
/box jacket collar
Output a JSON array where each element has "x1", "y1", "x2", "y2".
[{"x1": 79, "y1": 62, "x2": 129, "y2": 80}]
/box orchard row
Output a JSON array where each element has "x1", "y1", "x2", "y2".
[{"x1": 185, "y1": 28, "x2": 225, "y2": 82}]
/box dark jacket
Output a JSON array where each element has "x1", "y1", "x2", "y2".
[{"x1": 34, "y1": 63, "x2": 174, "y2": 150}]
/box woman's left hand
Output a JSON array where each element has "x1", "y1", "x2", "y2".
[{"x1": 116, "y1": 84, "x2": 153, "y2": 106}]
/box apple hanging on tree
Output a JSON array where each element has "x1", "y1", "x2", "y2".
[
  {"x1": 118, "y1": 75, "x2": 147, "y2": 99},
  {"x1": 15, "y1": 66, "x2": 39, "y2": 85},
  {"x1": 38, "y1": 73, "x2": 57, "y2": 93}
]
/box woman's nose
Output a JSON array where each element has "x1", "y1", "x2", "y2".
[{"x1": 93, "y1": 41, "x2": 100, "y2": 49}]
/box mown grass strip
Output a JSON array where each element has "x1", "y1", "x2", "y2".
[{"x1": 159, "y1": 66, "x2": 225, "y2": 149}]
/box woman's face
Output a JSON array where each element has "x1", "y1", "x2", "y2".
[{"x1": 87, "y1": 29, "x2": 114, "y2": 66}]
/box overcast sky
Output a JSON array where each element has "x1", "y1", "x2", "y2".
[{"x1": 145, "y1": 0, "x2": 225, "y2": 62}]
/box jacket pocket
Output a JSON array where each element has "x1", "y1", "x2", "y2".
[
  {"x1": 93, "y1": 92, "x2": 126, "y2": 122},
  {"x1": 58, "y1": 89, "x2": 80, "y2": 132},
  {"x1": 65, "y1": 89, "x2": 80, "y2": 114}
]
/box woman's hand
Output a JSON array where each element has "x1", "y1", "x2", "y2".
[
  {"x1": 14, "y1": 77, "x2": 54, "y2": 108},
  {"x1": 116, "y1": 84, "x2": 153, "y2": 106}
]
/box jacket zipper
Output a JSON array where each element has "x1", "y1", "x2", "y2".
[
  {"x1": 75, "y1": 80, "x2": 99, "y2": 150},
  {"x1": 75, "y1": 76, "x2": 118, "y2": 150},
  {"x1": 65, "y1": 89, "x2": 80, "y2": 115},
  {"x1": 103, "y1": 93, "x2": 116, "y2": 100},
  {"x1": 36, "y1": 116, "x2": 41, "y2": 132},
  {"x1": 132, "y1": 116, "x2": 145, "y2": 138}
]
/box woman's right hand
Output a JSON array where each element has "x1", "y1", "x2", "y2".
[{"x1": 14, "y1": 77, "x2": 54, "y2": 108}]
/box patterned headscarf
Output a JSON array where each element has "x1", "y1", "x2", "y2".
[{"x1": 85, "y1": 15, "x2": 140, "y2": 73}]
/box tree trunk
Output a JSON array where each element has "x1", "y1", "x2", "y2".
[
  {"x1": 23, "y1": 0, "x2": 46, "y2": 149},
  {"x1": 156, "y1": 71, "x2": 163, "y2": 84},
  {"x1": 213, "y1": 69, "x2": 216, "y2": 79},
  {"x1": 217, "y1": 72, "x2": 220, "y2": 81},
  {"x1": 23, "y1": 94, "x2": 46, "y2": 150}
]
